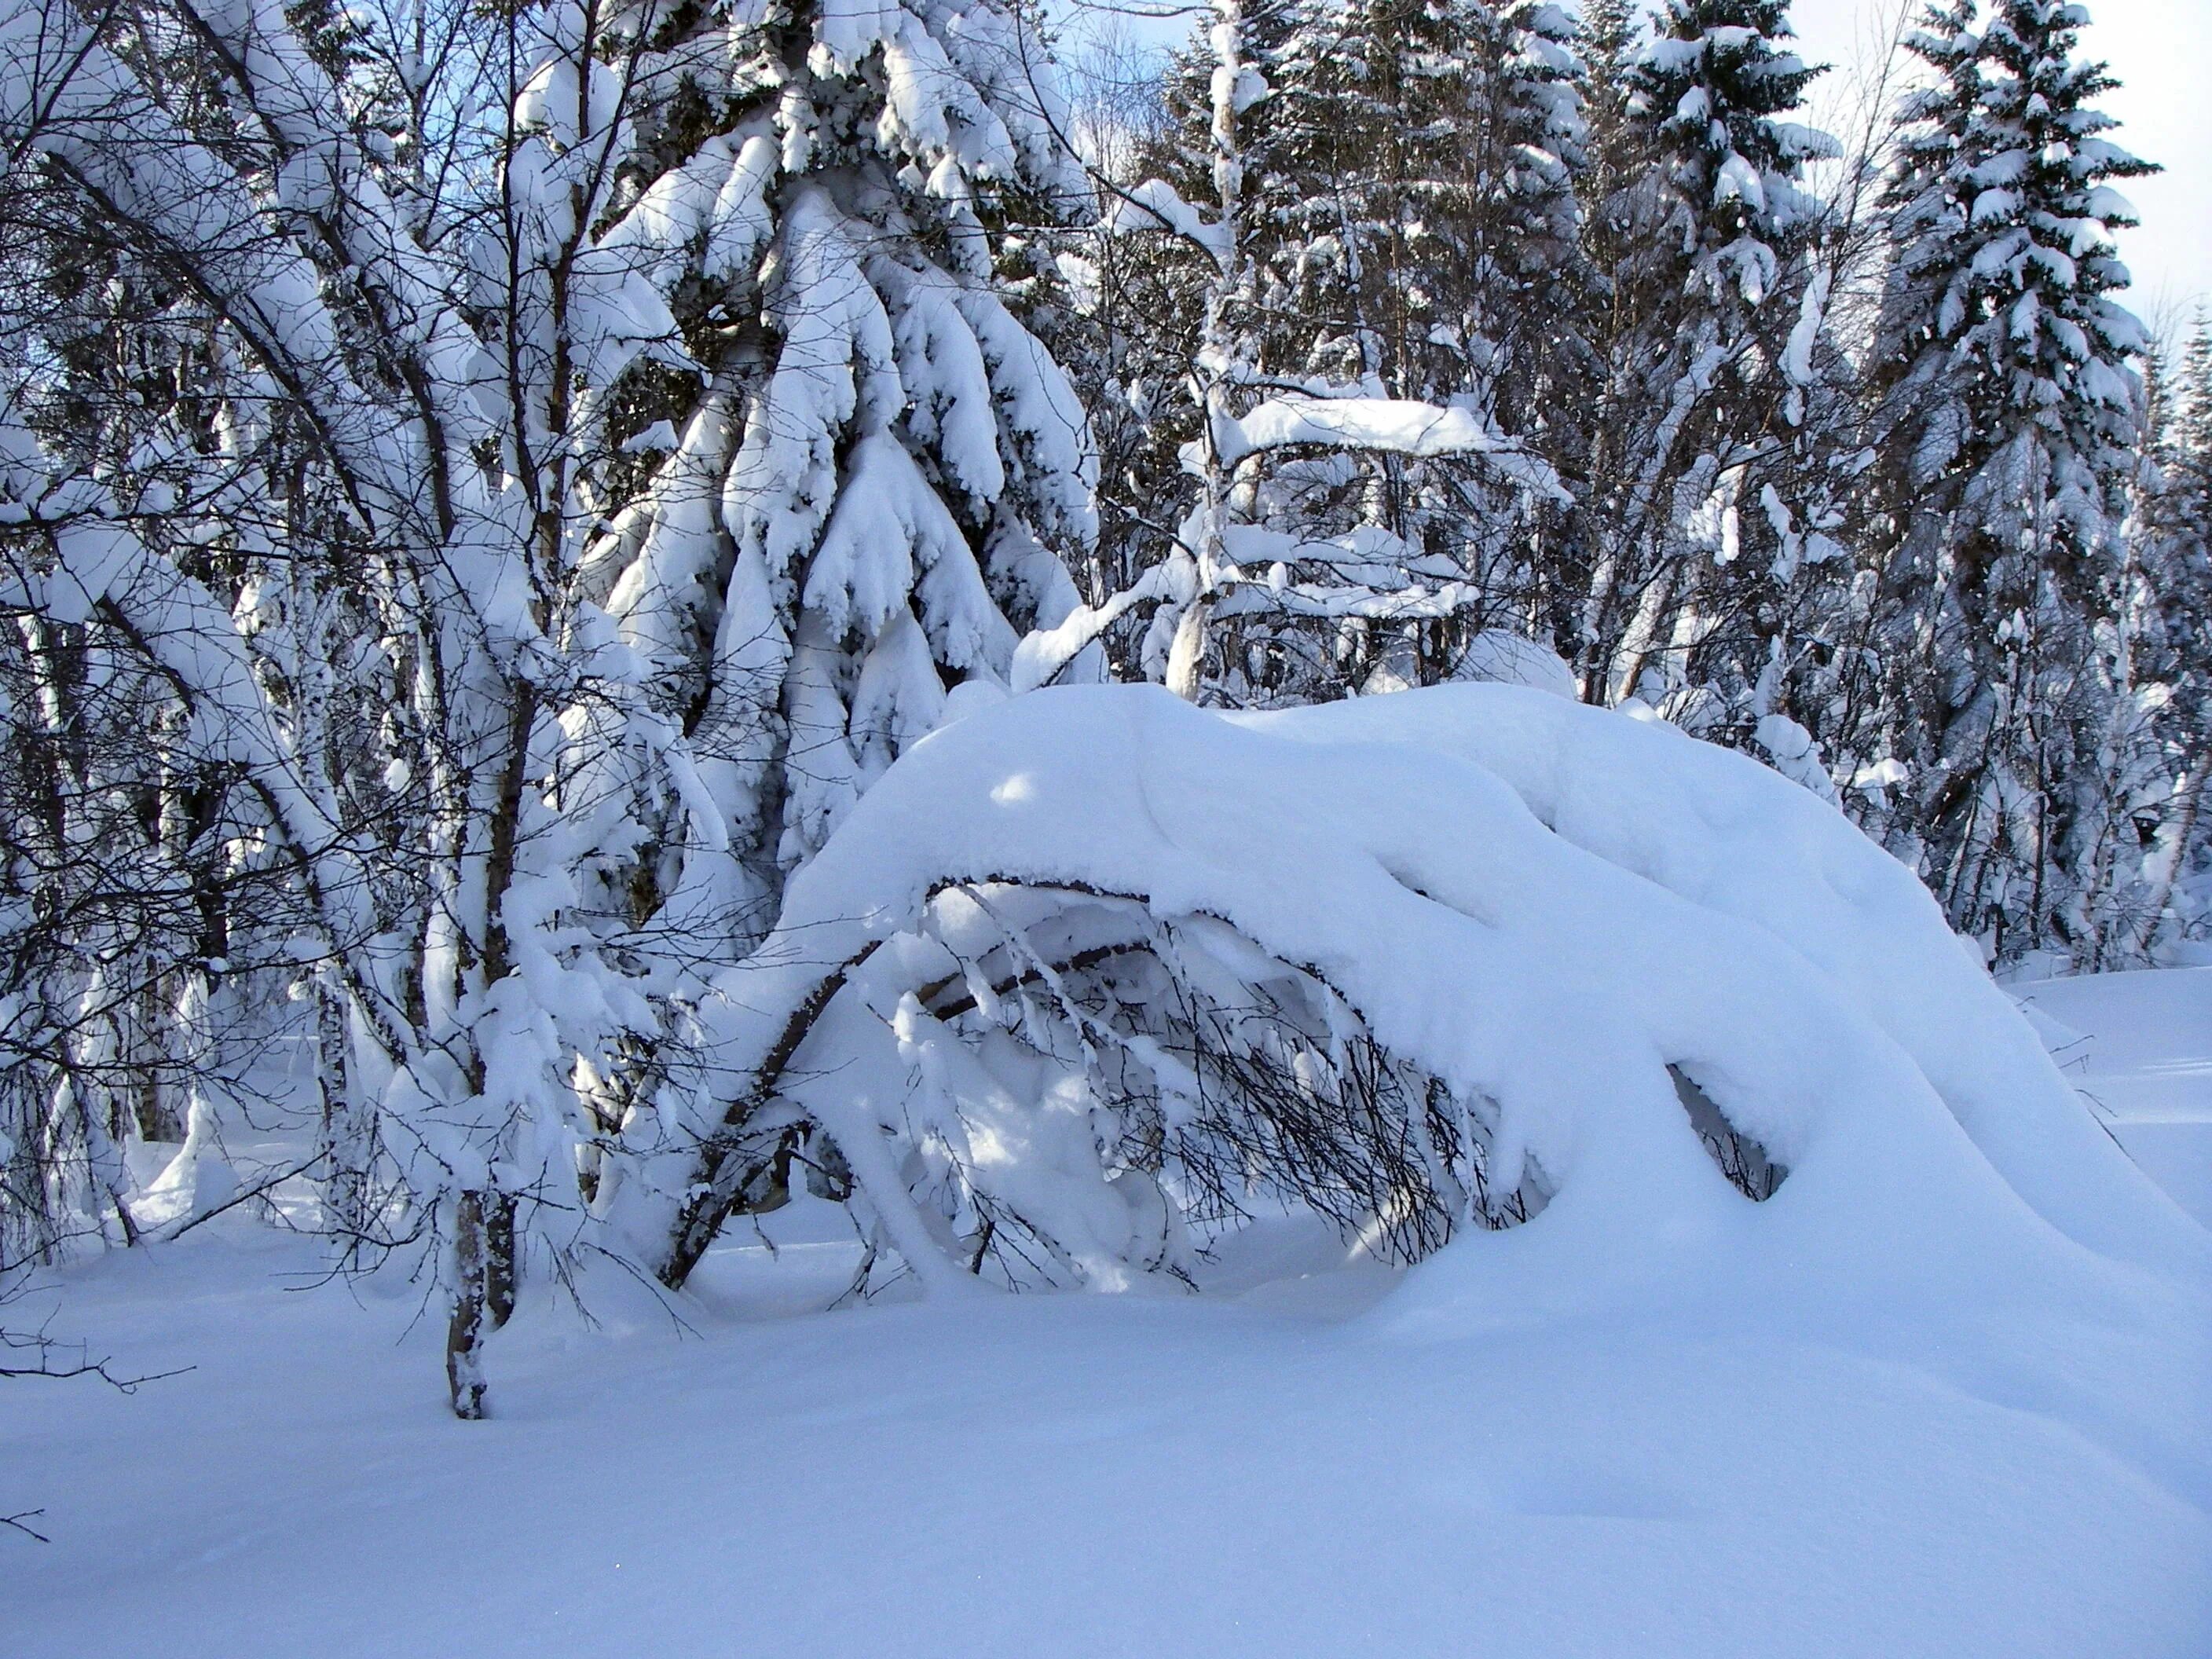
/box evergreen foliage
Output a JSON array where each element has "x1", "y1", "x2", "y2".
[
  {"x1": 1866, "y1": 0, "x2": 2159, "y2": 958},
  {"x1": 577, "y1": 0, "x2": 1102, "y2": 952}
]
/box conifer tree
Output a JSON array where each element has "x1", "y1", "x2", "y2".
[
  {"x1": 1577, "y1": 0, "x2": 1644, "y2": 218},
  {"x1": 1233, "y1": 0, "x2": 1581, "y2": 694},
  {"x1": 1866, "y1": 0, "x2": 2157, "y2": 961},
  {"x1": 573, "y1": 0, "x2": 1104, "y2": 958},
  {"x1": 1063, "y1": 0, "x2": 1570, "y2": 705},
  {"x1": 1572, "y1": 0, "x2": 1837, "y2": 717},
  {"x1": 2103, "y1": 321, "x2": 2212, "y2": 958}
]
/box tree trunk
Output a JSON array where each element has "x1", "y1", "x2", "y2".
[{"x1": 445, "y1": 1189, "x2": 515, "y2": 1419}]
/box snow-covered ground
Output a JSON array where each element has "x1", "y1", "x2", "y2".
[
  {"x1": 5, "y1": 970, "x2": 2210, "y2": 1658},
  {"x1": 2015, "y1": 968, "x2": 2212, "y2": 1231}
]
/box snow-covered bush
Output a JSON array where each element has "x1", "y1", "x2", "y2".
[{"x1": 617, "y1": 681, "x2": 2204, "y2": 1296}]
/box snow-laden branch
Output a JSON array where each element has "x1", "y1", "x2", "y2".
[
  {"x1": 1192, "y1": 398, "x2": 1568, "y2": 500},
  {"x1": 1106, "y1": 177, "x2": 1233, "y2": 266}
]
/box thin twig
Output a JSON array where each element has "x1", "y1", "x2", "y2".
[{"x1": 2, "y1": 1508, "x2": 50, "y2": 1544}]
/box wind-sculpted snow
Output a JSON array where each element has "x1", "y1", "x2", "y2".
[{"x1": 616, "y1": 683, "x2": 2210, "y2": 1324}]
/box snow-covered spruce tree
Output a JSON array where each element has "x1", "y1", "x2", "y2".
[
  {"x1": 1576, "y1": 0, "x2": 1643, "y2": 218},
  {"x1": 1268, "y1": 0, "x2": 1591, "y2": 690},
  {"x1": 566, "y1": 0, "x2": 1101, "y2": 970},
  {"x1": 1864, "y1": 0, "x2": 2158, "y2": 963},
  {"x1": 2093, "y1": 323, "x2": 2212, "y2": 961},
  {"x1": 2145, "y1": 320, "x2": 2212, "y2": 949},
  {"x1": 1031, "y1": 0, "x2": 1565, "y2": 709},
  {"x1": 1472, "y1": 0, "x2": 1599, "y2": 515},
  {"x1": 1263, "y1": 0, "x2": 1589, "y2": 449},
  {"x1": 1570, "y1": 0, "x2": 1840, "y2": 728},
  {"x1": 2161, "y1": 319, "x2": 2212, "y2": 756},
  {"x1": 517, "y1": 0, "x2": 1111, "y2": 1284}
]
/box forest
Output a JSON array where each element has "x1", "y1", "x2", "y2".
[{"x1": 0, "y1": 0, "x2": 2206, "y2": 1441}]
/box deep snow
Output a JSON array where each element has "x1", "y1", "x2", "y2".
[
  {"x1": 624, "y1": 683, "x2": 2210, "y2": 1300},
  {"x1": 2015, "y1": 967, "x2": 2212, "y2": 1230},
  {"x1": 4, "y1": 1217, "x2": 2207, "y2": 1658},
  {"x1": 5, "y1": 967, "x2": 2210, "y2": 1657}
]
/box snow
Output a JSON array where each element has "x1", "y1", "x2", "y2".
[
  {"x1": 8, "y1": 683, "x2": 2212, "y2": 1653},
  {"x1": 2015, "y1": 968, "x2": 2212, "y2": 1230},
  {"x1": 7, "y1": 1151, "x2": 2208, "y2": 1657},
  {"x1": 1209, "y1": 399, "x2": 1556, "y2": 499},
  {"x1": 1453, "y1": 628, "x2": 1580, "y2": 698},
  {"x1": 616, "y1": 683, "x2": 2206, "y2": 1295},
  {"x1": 9, "y1": 0, "x2": 2204, "y2": 1639}
]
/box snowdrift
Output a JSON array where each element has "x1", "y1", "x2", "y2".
[
  {"x1": 12, "y1": 687, "x2": 2209, "y2": 1659},
  {"x1": 609, "y1": 681, "x2": 2208, "y2": 1330}
]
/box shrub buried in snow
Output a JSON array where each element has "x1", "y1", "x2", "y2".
[{"x1": 609, "y1": 682, "x2": 2207, "y2": 1298}]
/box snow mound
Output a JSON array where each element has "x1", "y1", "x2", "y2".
[
  {"x1": 1452, "y1": 628, "x2": 1579, "y2": 698},
  {"x1": 617, "y1": 683, "x2": 2207, "y2": 1325}
]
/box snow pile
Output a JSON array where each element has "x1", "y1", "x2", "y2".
[
  {"x1": 612, "y1": 682, "x2": 2208, "y2": 1315},
  {"x1": 1452, "y1": 628, "x2": 1580, "y2": 698}
]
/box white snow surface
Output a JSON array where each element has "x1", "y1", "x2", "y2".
[
  {"x1": 1195, "y1": 398, "x2": 1562, "y2": 500},
  {"x1": 5, "y1": 1170, "x2": 2207, "y2": 1657},
  {"x1": 2015, "y1": 967, "x2": 2212, "y2": 1231},
  {"x1": 8, "y1": 685, "x2": 2212, "y2": 1657}
]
